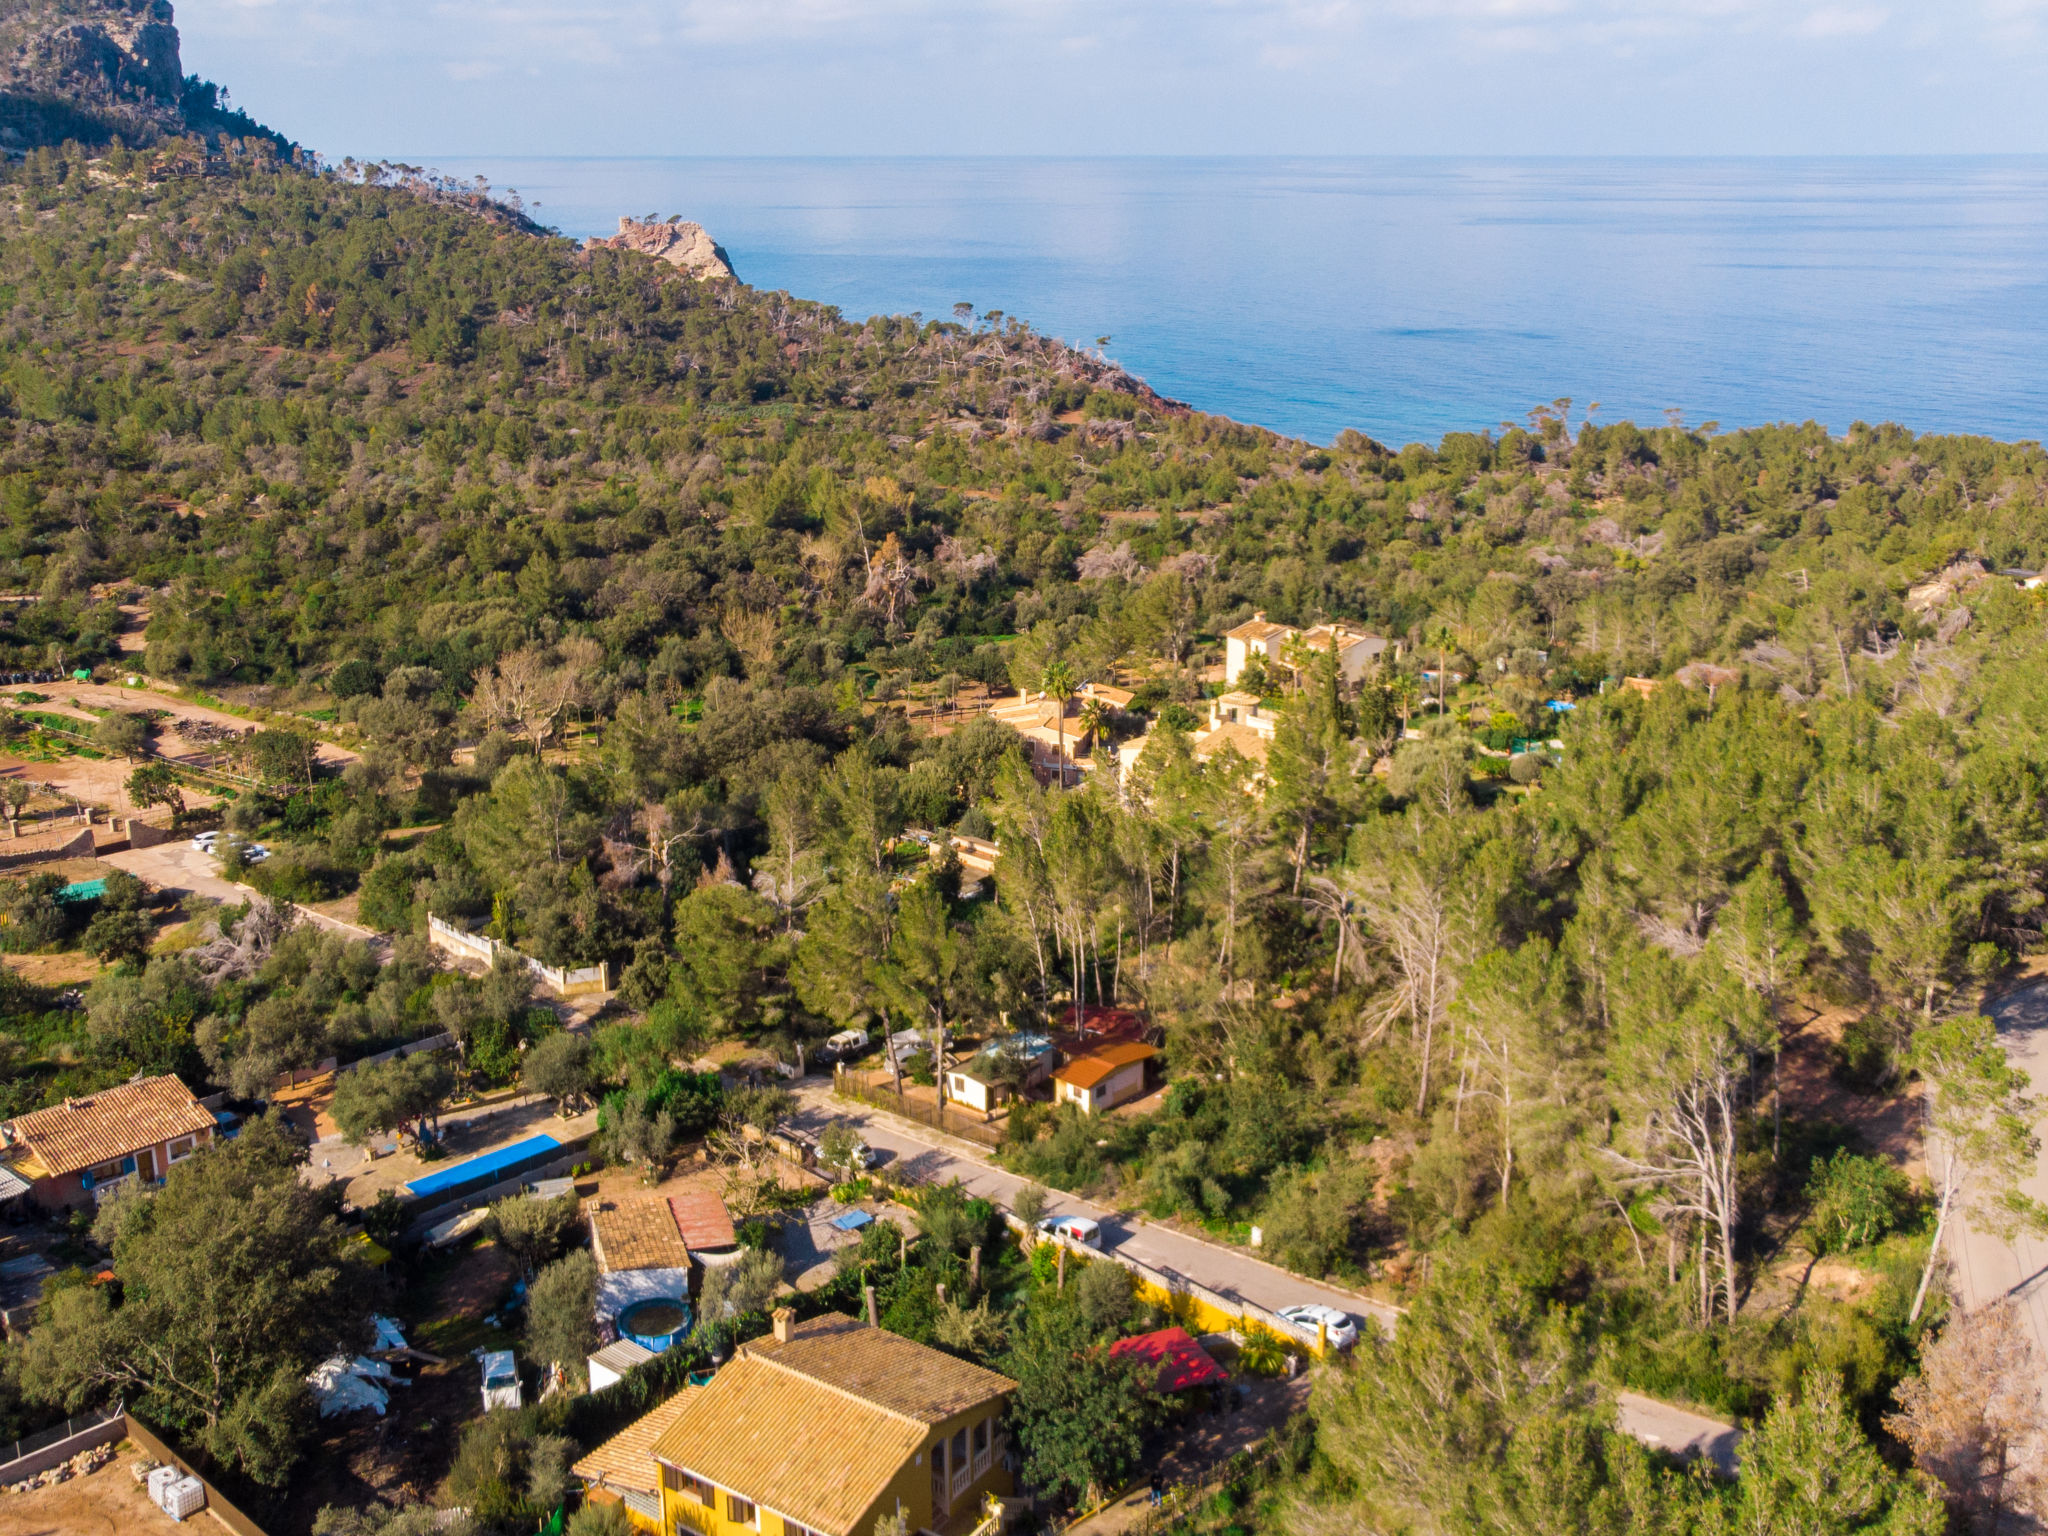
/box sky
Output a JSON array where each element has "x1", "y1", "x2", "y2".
[{"x1": 176, "y1": 0, "x2": 2048, "y2": 160}]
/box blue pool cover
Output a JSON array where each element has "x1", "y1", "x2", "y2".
[
  {"x1": 831, "y1": 1210, "x2": 874, "y2": 1231},
  {"x1": 406, "y1": 1134, "x2": 562, "y2": 1200}
]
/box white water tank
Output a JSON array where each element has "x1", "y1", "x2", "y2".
[
  {"x1": 146, "y1": 1465, "x2": 180, "y2": 1506},
  {"x1": 160, "y1": 1474, "x2": 207, "y2": 1520}
]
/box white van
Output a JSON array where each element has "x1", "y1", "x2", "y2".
[
  {"x1": 823, "y1": 1028, "x2": 870, "y2": 1063},
  {"x1": 1037, "y1": 1214, "x2": 1103, "y2": 1250}
]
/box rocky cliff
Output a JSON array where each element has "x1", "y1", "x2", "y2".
[
  {"x1": 586, "y1": 216, "x2": 737, "y2": 282},
  {"x1": 0, "y1": 0, "x2": 286, "y2": 149}
]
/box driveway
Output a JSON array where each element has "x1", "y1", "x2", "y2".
[
  {"x1": 1615, "y1": 1391, "x2": 1741, "y2": 1473},
  {"x1": 1950, "y1": 976, "x2": 2048, "y2": 1364},
  {"x1": 102, "y1": 839, "x2": 382, "y2": 942}
]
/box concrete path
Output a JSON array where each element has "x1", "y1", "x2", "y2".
[{"x1": 1950, "y1": 977, "x2": 2048, "y2": 1361}]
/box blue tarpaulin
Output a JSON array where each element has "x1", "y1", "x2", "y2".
[
  {"x1": 406, "y1": 1134, "x2": 562, "y2": 1200},
  {"x1": 830, "y1": 1209, "x2": 874, "y2": 1231},
  {"x1": 55, "y1": 879, "x2": 107, "y2": 903}
]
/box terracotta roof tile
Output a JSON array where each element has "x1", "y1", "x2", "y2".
[
  {"x1": 747, "y1": 1313, "x2": 1016, "y2": 1424},
  {"x1": 652, "y1": 1353, "x2": 927, "y2": 1536},
  {"x1": 1225, "y1": 618, "x2": 1294, "y2": 642},
  {"x1": 4, "y1": 1075, "x2": 214, "y2": 1178},
  {"x1": 1193, "y1": 721, "x2": 1271, "y2": 765},
  {"x1": 575, "y1": 1384, "x2": 698, "y2": 1497},
  {"x1": 650, "y1": 1315, "x2": 1015, "y2": 1535},
  {"x1": 588, "y1": 1196, "x2": 690, "y2": 1273},
  {"x1": 669, "y1": 1188, "x2": 737, "y2": 1250}
]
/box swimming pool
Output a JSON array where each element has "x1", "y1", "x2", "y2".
[
  {"x1": 405, "y1": 1133, "x2": 563, "y2": 1201},
  {"x1": 618, "y1": 1296, "x2": 692, "y2": 1351}
]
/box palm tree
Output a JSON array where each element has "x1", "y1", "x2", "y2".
[
  {"x1": 1388, "y1": 672, "x2": 1421, "y2": 734},
  {"x1": 1427, "y1": 622, "x2": 1456, "y2": 716},
  {"x1": 1077, "y1": 696, "x2": 1110, "y2": 763},
  {"x1": 1040, "y1": 659, "x2": 1077, "y2": 786}
]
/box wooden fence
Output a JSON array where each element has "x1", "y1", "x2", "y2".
[{"x1": 836, "y1": 1071, "x2": 1006, "y2": 1150}]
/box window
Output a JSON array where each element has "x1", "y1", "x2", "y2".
[
  {"x1": 783, "y1": 1521, "x2": 828, "y2": 1536},
  {"x1": 661, "y1": 1467, "x2": 714, "y2": 1507},
  {"x1": 726, "y1": 1494, "x2": 758, "y2": 1528},
  {"x1": 166, "y1": 1136, "x2": 197, "y2": 1164}
]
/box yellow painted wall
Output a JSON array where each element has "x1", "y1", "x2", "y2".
[
  {"x1": 846, "y1": 1401, "x2": 1014, "y2": 1536},
  {"x1": 1124, "y1": 1271, "x2": 1332, "y2": 1359},
  {"x1": 660, "y1": 1400, "x2": 1013, "y2": 1536}
]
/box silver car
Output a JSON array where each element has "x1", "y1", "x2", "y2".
[{"x1": 1277, "y1": 1303, "x2": 1358, "y2": 1350}]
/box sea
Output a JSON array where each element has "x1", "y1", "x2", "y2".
[{"x1": 429, "y1": 156, "x2": 2048, "y2": 449}]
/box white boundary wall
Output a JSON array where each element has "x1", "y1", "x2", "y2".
[{"x1": 427, "y1": 913, "x2": 611, "y2": 997}]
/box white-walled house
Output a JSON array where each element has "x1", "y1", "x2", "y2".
[{"x1": 1223, "y1": 613, "x2": 1295, "y2": 685}]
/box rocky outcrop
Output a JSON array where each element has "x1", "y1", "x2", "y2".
[
  {"x1": 0, "y1": 0, "x2": 288, "y2": 150},
  {"x1": 0, "y1": 0, "x2": 181, "y2": 145},
  {"x1": 587, "y1": 217, "x2": 737, "y2": 282}
]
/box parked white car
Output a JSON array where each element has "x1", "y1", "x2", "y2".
[
  {"x1": 821, "y1": 1028, "x2": 870, "y2": 1063},
  {"x1": 1036, "y1": 1215, "x2": 1103, "y2": 1250},
  {"x1": 1277, "y1": 1303, "x2": 1358, "y2": 1350}
]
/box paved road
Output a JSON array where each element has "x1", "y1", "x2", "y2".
[
  {"x1": 795, "y1": 1080, "x2": 1401, "y2": 1337},
  {"x1": 1951, "y1": 976, "x2": 2048, "y2": 1360},
  {"x1": 792, "y1": 1080, "x2": 1745, "y2": 1462},
  {"x1": 1615, "y1": 1391, "x2": 1741, "y2": 1473}
]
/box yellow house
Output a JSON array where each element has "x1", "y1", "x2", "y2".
[
  {"x1": 647, "y1": 1309, "x2": 1016, "y2": 1536},
  {"x1": 574, "y1": 1384, "x2": 699, "y2": 1531}
]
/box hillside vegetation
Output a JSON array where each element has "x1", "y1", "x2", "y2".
[{"x1": 0, "y1": 127, "x2": 2047, "y2": 1535}]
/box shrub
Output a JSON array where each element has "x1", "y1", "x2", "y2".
[
  {"x1": 361, "y1": 1189, "x2": 408, "y2": 1247},
  {"x1": 1012, "y1": 1182, "x2": 1049, "y2": 1229},
  {"x1": 490, "y1": 1191, "x2": 582, "y2": 1275},
  {"x1": 695, "y1": 1248, "x2": 784, "y2": 1332},
  {"x1": 1806, "y1": 1149, "x2": 1912, "y2": 1254},
  {"x1": 1833, "y1": 1013, "x2": 1897, "y2": 1091},
  {"x1": 526, "y1": 1249, "x2": 599, "y2": 1391},
  {"x1": 329, "y1": 659, "x2": 381, "y2": 699},
  {"x1": 446, "y1": 1412, "x2": 576, "y2": 1529},
  {"x1": 566, "y1": 1503, "x2": 632, "y2": 1536},
  {"x1": 1073, "y1": 1258, "x2": 1136, "y2": 1335},
  {"x1": 1236, "y1": 1325, "x2": 1291, "y2": 1377}
]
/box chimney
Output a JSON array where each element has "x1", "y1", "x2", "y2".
[
  {"x1": 1253, "y1": 611, "x2": 1266, "y2": 622},
  {"x1": 771, "y1": 1307, "x2": 797, "y2": 1344}
]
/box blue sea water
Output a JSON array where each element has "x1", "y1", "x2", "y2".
[{"x1": 428, "y1": 156, "x2": 2048, "y2": 449}]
